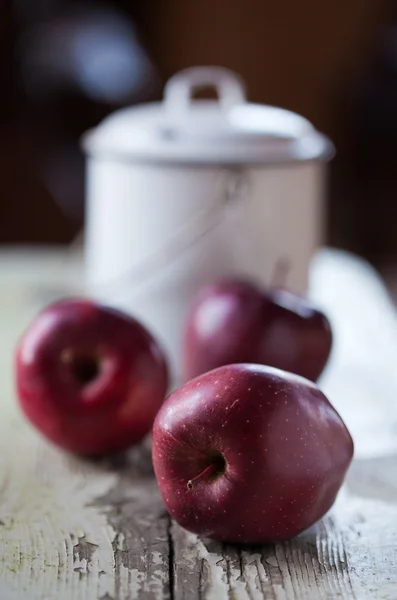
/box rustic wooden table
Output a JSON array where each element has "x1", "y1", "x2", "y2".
[{"x1": 1, "y1": 247, "x2": 397, "y2": 600}]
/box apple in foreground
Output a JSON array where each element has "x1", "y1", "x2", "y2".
[
  {"x1": 183, "y1": 280, "x2": 332, "y2": 382},
  {"x1": 15, "y1": 299, "x2": 168, "y2": 456},
  {"x1": 152, "y1": 364, "x2": 353, "y2": 544}
]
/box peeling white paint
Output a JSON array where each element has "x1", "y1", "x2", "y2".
[
  {"x1": 0, "y1": 428, "x2": 117, "y2": 600},
  {"x1": 152, "y1": 551, "x2": 163, "y2": 565}
]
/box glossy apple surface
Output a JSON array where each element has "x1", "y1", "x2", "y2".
[
  {"x1": 153, "y1": 364, "x2": 353, "y2": 544},
  {"x1": 183, "y1": 280, "x2": 332, "y2": 382},
  {"x1": 15, "y1": 299, "x2": 168, "y2": 456}
]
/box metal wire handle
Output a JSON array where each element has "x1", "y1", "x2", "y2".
[{"x1": 84, "y1": 168, "x2": 249, "y2": 299}]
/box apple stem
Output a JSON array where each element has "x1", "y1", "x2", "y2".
[
  {"x1": 271, "y1": 257, "x2": 291, "y2": 290},
  {"x1": 187, "y1": 463, "x2": 219, "y2": 490}
]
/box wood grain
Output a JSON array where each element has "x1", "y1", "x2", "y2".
[
  {"x1": 92, "y1": 448, "x2": 171, "y2": 600},
  {"x1": 170, "y1": 489, "x2": 397, "y2": 600},
  {"x1": 1, "y1": 248, "x2": 397, "y2": 599}
]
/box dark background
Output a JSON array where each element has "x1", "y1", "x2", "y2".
[{"x1": 1, "y1": 0, "x2": 397, "y2": 269}]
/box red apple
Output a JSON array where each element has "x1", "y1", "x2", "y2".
[
  {"x1": 183, "y1": 280, "x2": 332, "y2": 382},
  {"x1": 152, "y1": 364, "x2": 353, "y2": 544},
  {"x1": 15, "y1": 299, "x2": 168, "y2": 456}
]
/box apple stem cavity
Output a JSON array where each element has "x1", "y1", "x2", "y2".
[
  {"x1": 187, "y1": 453, "x2": 226, "y2": 489},
  {"x1": 61, "y1": 349, "x2": 101, "y2": 386}
]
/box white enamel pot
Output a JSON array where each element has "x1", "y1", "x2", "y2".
[{"x1": 82, "y1": 66, "x2": 334, "y2": 379}]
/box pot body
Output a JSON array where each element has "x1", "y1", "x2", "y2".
[{"x1": 85, "y1": 156, "x2": 326, "y2": 378}]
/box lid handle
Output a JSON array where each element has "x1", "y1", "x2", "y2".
[{"x1": 164, "y1": 67, "x2": 247, "y2": 114}]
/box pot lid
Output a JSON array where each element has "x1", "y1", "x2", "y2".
[{"x1": 82, "y1": 66, "x2": 334, "y2": 164}]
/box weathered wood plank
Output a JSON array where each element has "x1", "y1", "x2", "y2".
[
  {"x1": 2, "y1": 248, "x2": 397, "y2": 599},
  {"x1": 171, "y1": 485, "x2": 397, "y2": 600},
  {"x1": 0, "y1": 426, "x2": 171, "y2": 600},
  {"x1": 2, "y1": 413, "x2": 397, "y2": 600},
  {"x1": 92, "y1": 446, "x2": 171, "y2": 600},
  {"x1": 0, "y1": 253, "x2": 172, "y2": 600},
  {"x1": 0, "y1": 429, "x2": 117, "y2": 600}
]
